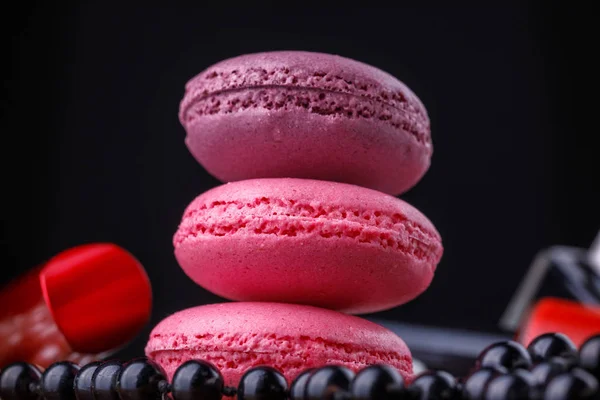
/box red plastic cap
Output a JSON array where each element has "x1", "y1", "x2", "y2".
[
  {"x1": 39, "y1": 243, "x2": 152, "y2": 354},
  {"x1": 519, "y1": 297, "x2": 600, "y2": 348}
]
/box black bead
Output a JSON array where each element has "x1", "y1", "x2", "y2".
[
  {"x1": 305, "y1": 366, "x2": 355, "y2": 400},
  {"x1": 116, "y1": 358, "x2": 166, "y2": 400},
  {"x1": 462, "y1": 366, "x2": 506, "y2": 400},
  {"x1": 0, "y1": 362, "x2": 42, "y2": 400},
  {"x1": 484, "y1": 372, "x2": 532, "y2": 400},
  {"x1": 511, "y1": 369, "x2": 535, "y2": 386},
  {"x1": 549, "y1": 354, "x2": 578, "y2": 371},
  {"x1": 580, "y1": 335, "x2": 600, "y2": 379},
  {"x1": 73, "y1": 362, "x2": 101, "y2": 400},
  {"x1": 171, "y1": 360, "x2": 223, "y2": 400},
  {"x1": 527, "y1": 333, "x2": 578, "y2": 364},
  {"x1": 289, "y1": 369, "x2": 314, "y2": 400},
  {"x1": 408, "y1": 370, "x2": 458, "y2": 400},
  {"x1": 544, "y1": 368, "x2": 599, "y2": 400},
  {"x1": 40, "y1": 362, "x2": 80, "y2": 400},
  {"x1": 350, "y1": 365, "x2": 404, "y2": 400},
  {"x1": 92, "y1": 361, "x2": 122, "y2": 400},
  {"x1": 477, "y1": 341, "x2": 532, "y2": 371},
  {"x1": 237, "y1": 367, "x2": 288, "y2": 400},
  {"x1": 529, "y1": 358, "x2": 570, "y2": 387}
]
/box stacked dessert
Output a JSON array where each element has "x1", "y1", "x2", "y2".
[{"x1": 145, "y1": 51, "x2": 444, "y2": 387}]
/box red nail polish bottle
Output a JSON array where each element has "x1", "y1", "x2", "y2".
[
  {"x1": 518, "y1": 297, "x2": 600, "y2": 347},
  {"x1": 0, "y1": 243, "x2": 152, "y2": 368},
  {"x1": 500, "y1": 231, "x2": 600, "y2": 346}
]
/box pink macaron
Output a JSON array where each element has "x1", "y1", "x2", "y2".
[
  {"x1": 173, "y1": 178, "x2": 443, "y2": 314},
  {"x1": 144, "y1": 302, "x2": 413, "y2": 386},
  {"x1": 179, "y1": 51, "x2": 432, "y2": 196}
]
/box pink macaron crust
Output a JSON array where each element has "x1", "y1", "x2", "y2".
[
  {"x1": 179, "y1": 51, "x2": 432, "y2": 196},
  {"x1": 173, "y1": 178, "x2": 443, "y2": 314},
  {"x1": 145, "y1": 302, "x2": 413, "y2": 387}
]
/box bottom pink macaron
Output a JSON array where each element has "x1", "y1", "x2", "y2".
[{"x1": 145, "y1": 302, "x2": 413, "y2": 386}]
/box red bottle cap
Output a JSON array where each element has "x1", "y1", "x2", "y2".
[{"x1": 39, "y1": 243, "x2": 152, "y2": 354}]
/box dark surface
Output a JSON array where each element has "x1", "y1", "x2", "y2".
[{"x1": 2, "y1": 3, "x2": 599, "y2": 360}]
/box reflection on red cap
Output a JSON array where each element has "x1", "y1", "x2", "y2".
[{"x1": 40, "y1": 243, "x2": 152, "y2": 354}]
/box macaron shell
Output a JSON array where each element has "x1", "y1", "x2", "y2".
[
  {"x1": 184, "y1": 106, "x2": 429, "y2": 196},
  {"x1": 145, "y1": 302, "x2": 413, "y2": 385},
  {"x1": 174, "y1": 235, "x2": 433, "y2": 313},
  {"x1": 180, "y1": 51, "x2": 427, "y2": 113},
  {"x1": 179, "y1": 51, "x2": 431, "y2": 196},
  {"x1": 173, "y1": 178, "x2": 443, "y2": 314}
]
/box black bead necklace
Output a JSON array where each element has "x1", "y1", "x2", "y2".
[{"x1": 1, "y1": 333, "x2": 599, "y2": 400}]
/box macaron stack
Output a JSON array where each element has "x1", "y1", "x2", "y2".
[{"x1": 145, "y1": 51, "x2": 444, "y2": 387}]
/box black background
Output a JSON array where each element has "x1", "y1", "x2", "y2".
[{"x1": 2, "y1": 3, "x2": 598, "y2": 359}]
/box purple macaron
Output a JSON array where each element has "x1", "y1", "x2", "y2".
[{"x1": 179, "y1": 51, "x2": 432, "y2": 195}]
